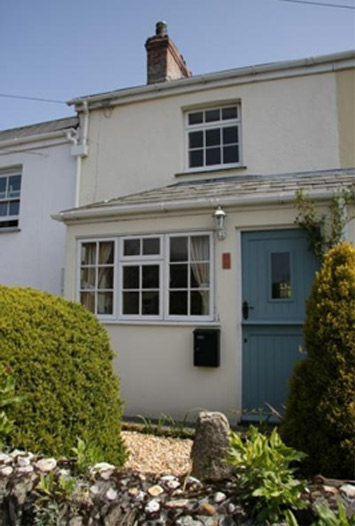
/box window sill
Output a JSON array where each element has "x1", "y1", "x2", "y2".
[
  {"x1": 99, "y1": 319, "x2": 221, "y2": 328},
  {"x1": 175, "y1": 165, "x2": 247, "y2": 178},
  {"x1": 0, "y1": 227, "x2": 21, "y2": 234}
]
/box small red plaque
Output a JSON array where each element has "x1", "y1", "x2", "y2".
[{"x1": 222, "y1": 253, "x2": 231, "y2": 269}]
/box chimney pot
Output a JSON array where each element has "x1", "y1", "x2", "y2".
[{"x1": 156, "y1": 21, "x2": 167, "y2": 37}]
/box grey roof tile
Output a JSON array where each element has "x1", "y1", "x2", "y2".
[
  {"x1": 67, "y1": 168, "x2": 355, "y2": 214},
  {"x1": 0, "y1": 117, "x2": 79, "y2": 142}
]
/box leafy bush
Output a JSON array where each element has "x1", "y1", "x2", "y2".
[
  {"x1": 281, "y1": 242, "x2": 355, "y2": 478},
  {"x1": 226, "y1": 426, "x2": 307, "y2": 524},
  {"x1": 0, "y1": 286, "x2": 127, "y2": 466},
  {"x1": 0, "y1": 365, "x2": 21, "y2": 448}
]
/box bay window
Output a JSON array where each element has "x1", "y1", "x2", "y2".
[{"x1": 78, "y1": 233, "x2": 213, "y2": 322}]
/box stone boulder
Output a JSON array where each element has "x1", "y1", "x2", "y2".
[{"x1": 191, "y1": 411, "x2": 233, "y2": 481}]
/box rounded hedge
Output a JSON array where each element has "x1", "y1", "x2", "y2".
[
  {"x1": 281, "y1": 242, "x2": 355, "y2": 478},
  {"x1": 0, "y1": 286, "x2": 127, "y2": 466}
]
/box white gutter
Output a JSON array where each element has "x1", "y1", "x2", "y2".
[
  {"x1": 0, "y1": 129, "x2": 78, "y2": 150},
  {"x1": 68, "y1": 51, "x2": 355, "y2": 110},
  {"x1": 54, "y1": 188, "x2": 339, "y2": 223}
]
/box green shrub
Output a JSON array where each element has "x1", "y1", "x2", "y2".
[
  {"x1": 226, "y1": 426, "x2": 307, "y2": 524},
  {"x1": 0, "y1": 286, "x2": 127, "y2": 466},
  {"x1": 281, "y1": 242, "x2": 355, "y2": 478}
]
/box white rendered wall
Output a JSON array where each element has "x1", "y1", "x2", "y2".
[
  {"x1": 0, "y1": 142, "x2": 76, "y2": 295},
  {"x1": 79, "y1": 71, "x2": 340, "y2": 206},
  {"x1": 63, "y1": 203, "x2": 355, "y2": 420}
]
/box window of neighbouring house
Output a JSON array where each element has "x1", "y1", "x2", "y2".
[
  {"x1": 78, "y1": 233, "x2": 214, "y2": 322},
  {"x1": 0, "y1": 168, "x2": 21, "y2": 230},
  {"x1": 186, "y1": 105, "x2": 241, "y2": 171}
]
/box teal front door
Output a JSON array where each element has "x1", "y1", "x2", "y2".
[{"x1": 241, "y1": 229, "x2": 318, "y2": 419}]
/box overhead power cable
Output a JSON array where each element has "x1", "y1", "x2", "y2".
[
  {"x1": 278, "y1": 0, "x2": 355, "y2": 9},
  {"x1": 0, "y1": 94, "x2": 66, "y2": 104}
]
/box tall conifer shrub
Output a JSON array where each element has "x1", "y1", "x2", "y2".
[{"x1": 281, "y1": 242, "x2": 355, "y2": 478}]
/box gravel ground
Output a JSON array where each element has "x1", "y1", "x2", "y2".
[{"x1": 122, "y1": 431, "x2": 193, "y2": 475}]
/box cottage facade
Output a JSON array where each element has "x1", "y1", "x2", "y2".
[{"x1": 59, "y1": 25, "x2": 355, "y2": 421}]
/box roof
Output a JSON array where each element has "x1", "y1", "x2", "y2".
[
  {"x1": 0, "y1": 117, "x2": 78, "y2": 142},
  {"x1": 57, "y1": 168, "x2": 355, "y2": 221},
  {"x1": 68, "y1": 50, "x2": 355, "y2": 109}
]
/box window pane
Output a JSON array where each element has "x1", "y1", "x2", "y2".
[
  {"x1": 98, "y1": 267, "x2": 113, "y2": 289},
  {"x1": 206, "y1": 147, "x2": 221, "y2": 166},
  {"x1": 0, "y1": 178, "x2": 6, "y2": 199},
  {"x1": 143, "y1": 238, "x2": 160, "y2": 255},
  {"x1": 124, "y1": 239, "x2": 140, "y2": 256},
  {"x1": 142, "y1": 265, "x2": 159, "y2": 288},
  {"x1": 123, "y1": 266, "x2": 139, "y2": 289},
  {"x1": 169, "y1": 291, "x2": 188, "y2": 315},
  {"x1": 9, "y1": 200, "x2": 20, "y2": 216},
  {"x1": 80, "y1": 292, "x2": 95, "y2": 313},
  {"x1": 191, "y1": 264, "x2": 209, "y2": 288},
  {"x1": 191, "y1": 291, "x2": 209, "y2": 315},
  {"x1": 0, "y1": 202, "x2": 8, "y2": 217},
  {"x1": 222, "y1": 106, "x2": 237, "y2": 120},
  {"x1": 188, "y1": 112, "x2": 203, "y2": 125},
  {"x1": 142, "y1": 292, "x2": 159, "y2": 315},
  {"x1": 223, "y1": 126, "x2": 238, "y2": 144},
  {"x1": 99, "y1": 242, "x2": 114, "y2": 264},
  {"x1": 170, "y1": 237, "x2": 188, "y2": 261},
  {"x1": 206, "y1": 128, "x2": 220, "y2": 147},
  {"x1": 81, "y1": 243, "x2": 96, "y2": 265},
  {"x1": 8, "y1": 175, "x2": 21, "y2": 198},
  {"x1": 271, "y1": 252, "x2": 292, "y2": 299},
  {"x1": 205, "y1": 109, "x2": 220, "y2": 122},
  {"x1": 123, "y1": 292, "x2": 139, "y2": 314},
  {"x1": 170, "y1": 264, "x2": 188, "y2": 288},
  {"x1": 189, "y1": 150, "x2": 203, "y2": 168},
  {"x1": 80, "y1": 268, "x2": 96, "y2": 289},
  {"x1": 191, "y1": 235, "x2": 210, "y2": 261},
  {"x1": 0, "y1": 220, "x2": 18, "y2": 229},
  {"x1": 97, "y1": 292, "x2": 113, "y2": 315},
  {"x1": 223, "y1": 146, "x2": 239, "y2": 164},
  {"x1": 189, "y1": 131, "x2": 203, "y2": 149}
]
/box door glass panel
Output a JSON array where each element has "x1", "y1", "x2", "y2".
[{"x1": 271, "y1": 252, "x2": 291, "y2": 299}]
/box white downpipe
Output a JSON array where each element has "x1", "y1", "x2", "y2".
[{"x1": 71, "y1": 101, "x2": 89, "y2": 207}]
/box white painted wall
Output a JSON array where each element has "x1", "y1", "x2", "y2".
[
  {"x1": 0, "y1": 141, "x2": 76, "y2": 295},
  {"x1": 63, "y1": 202, "x2": 355, "y2": 420},
  {"x1": 79, "y1": 71, "x2": 340, "y2": 206}
]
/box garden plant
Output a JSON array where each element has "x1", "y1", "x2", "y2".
[
  {"x1": 281, "y1": 242, "x2": 355, "y2": 478},
  {"x1": 0, "y1": 285, "x2": 127, "y2": 466}
]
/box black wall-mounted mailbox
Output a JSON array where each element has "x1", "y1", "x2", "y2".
[{"x1": 193, "y1": 328, "x2": 220, "y2": 367}]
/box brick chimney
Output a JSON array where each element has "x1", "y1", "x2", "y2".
[{"x1": 145, "y1": 21, "x2": 192, "y2": 84}]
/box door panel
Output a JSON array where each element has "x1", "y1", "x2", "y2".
[{"x1": 241, "y1": 229, "x2": 318, "y2": 419}]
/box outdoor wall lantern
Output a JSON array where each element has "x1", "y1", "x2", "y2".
[{"x1": 213, "y1": 206, "x2": 227, "y2": 240}]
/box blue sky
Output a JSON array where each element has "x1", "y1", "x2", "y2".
[{"x1": 1, "y1": 0, "x2": 354, "y2": 130}]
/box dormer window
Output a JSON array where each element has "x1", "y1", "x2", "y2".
[{"x1": 186, "y1": 105, "x2": 241, "y2": 171}]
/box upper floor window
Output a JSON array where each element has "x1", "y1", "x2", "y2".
[
  {"x1": 0, "y1": 169, "x2": 21, "y2": 230},
  {"x1": 186, "y1": 105, "x2": 241, "y2": 171}
]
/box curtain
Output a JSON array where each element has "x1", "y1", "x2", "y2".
[{"x1": 190, "y1": 236, "x2": 210, "y2": 314}]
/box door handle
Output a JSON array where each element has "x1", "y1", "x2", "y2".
[{"x1": 242, "y1": 301, "x2": 254, "y2": 320}]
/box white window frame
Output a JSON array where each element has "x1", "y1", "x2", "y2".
[
  {"x1": 165, "y1": 233, "x2": 214, "y2": 322},
  {"x1": 0, "y1": 168, "x2": 22, "y2": 231},
  {"x1": 185, "y1": 104, "x2": 242, "y2": 173},
  {"x1": 77, "y1": 238, "x2": 117, "y2": 319},
  {"x1": 77, "y1": 232, "x2": 214, "y2": 323}
]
